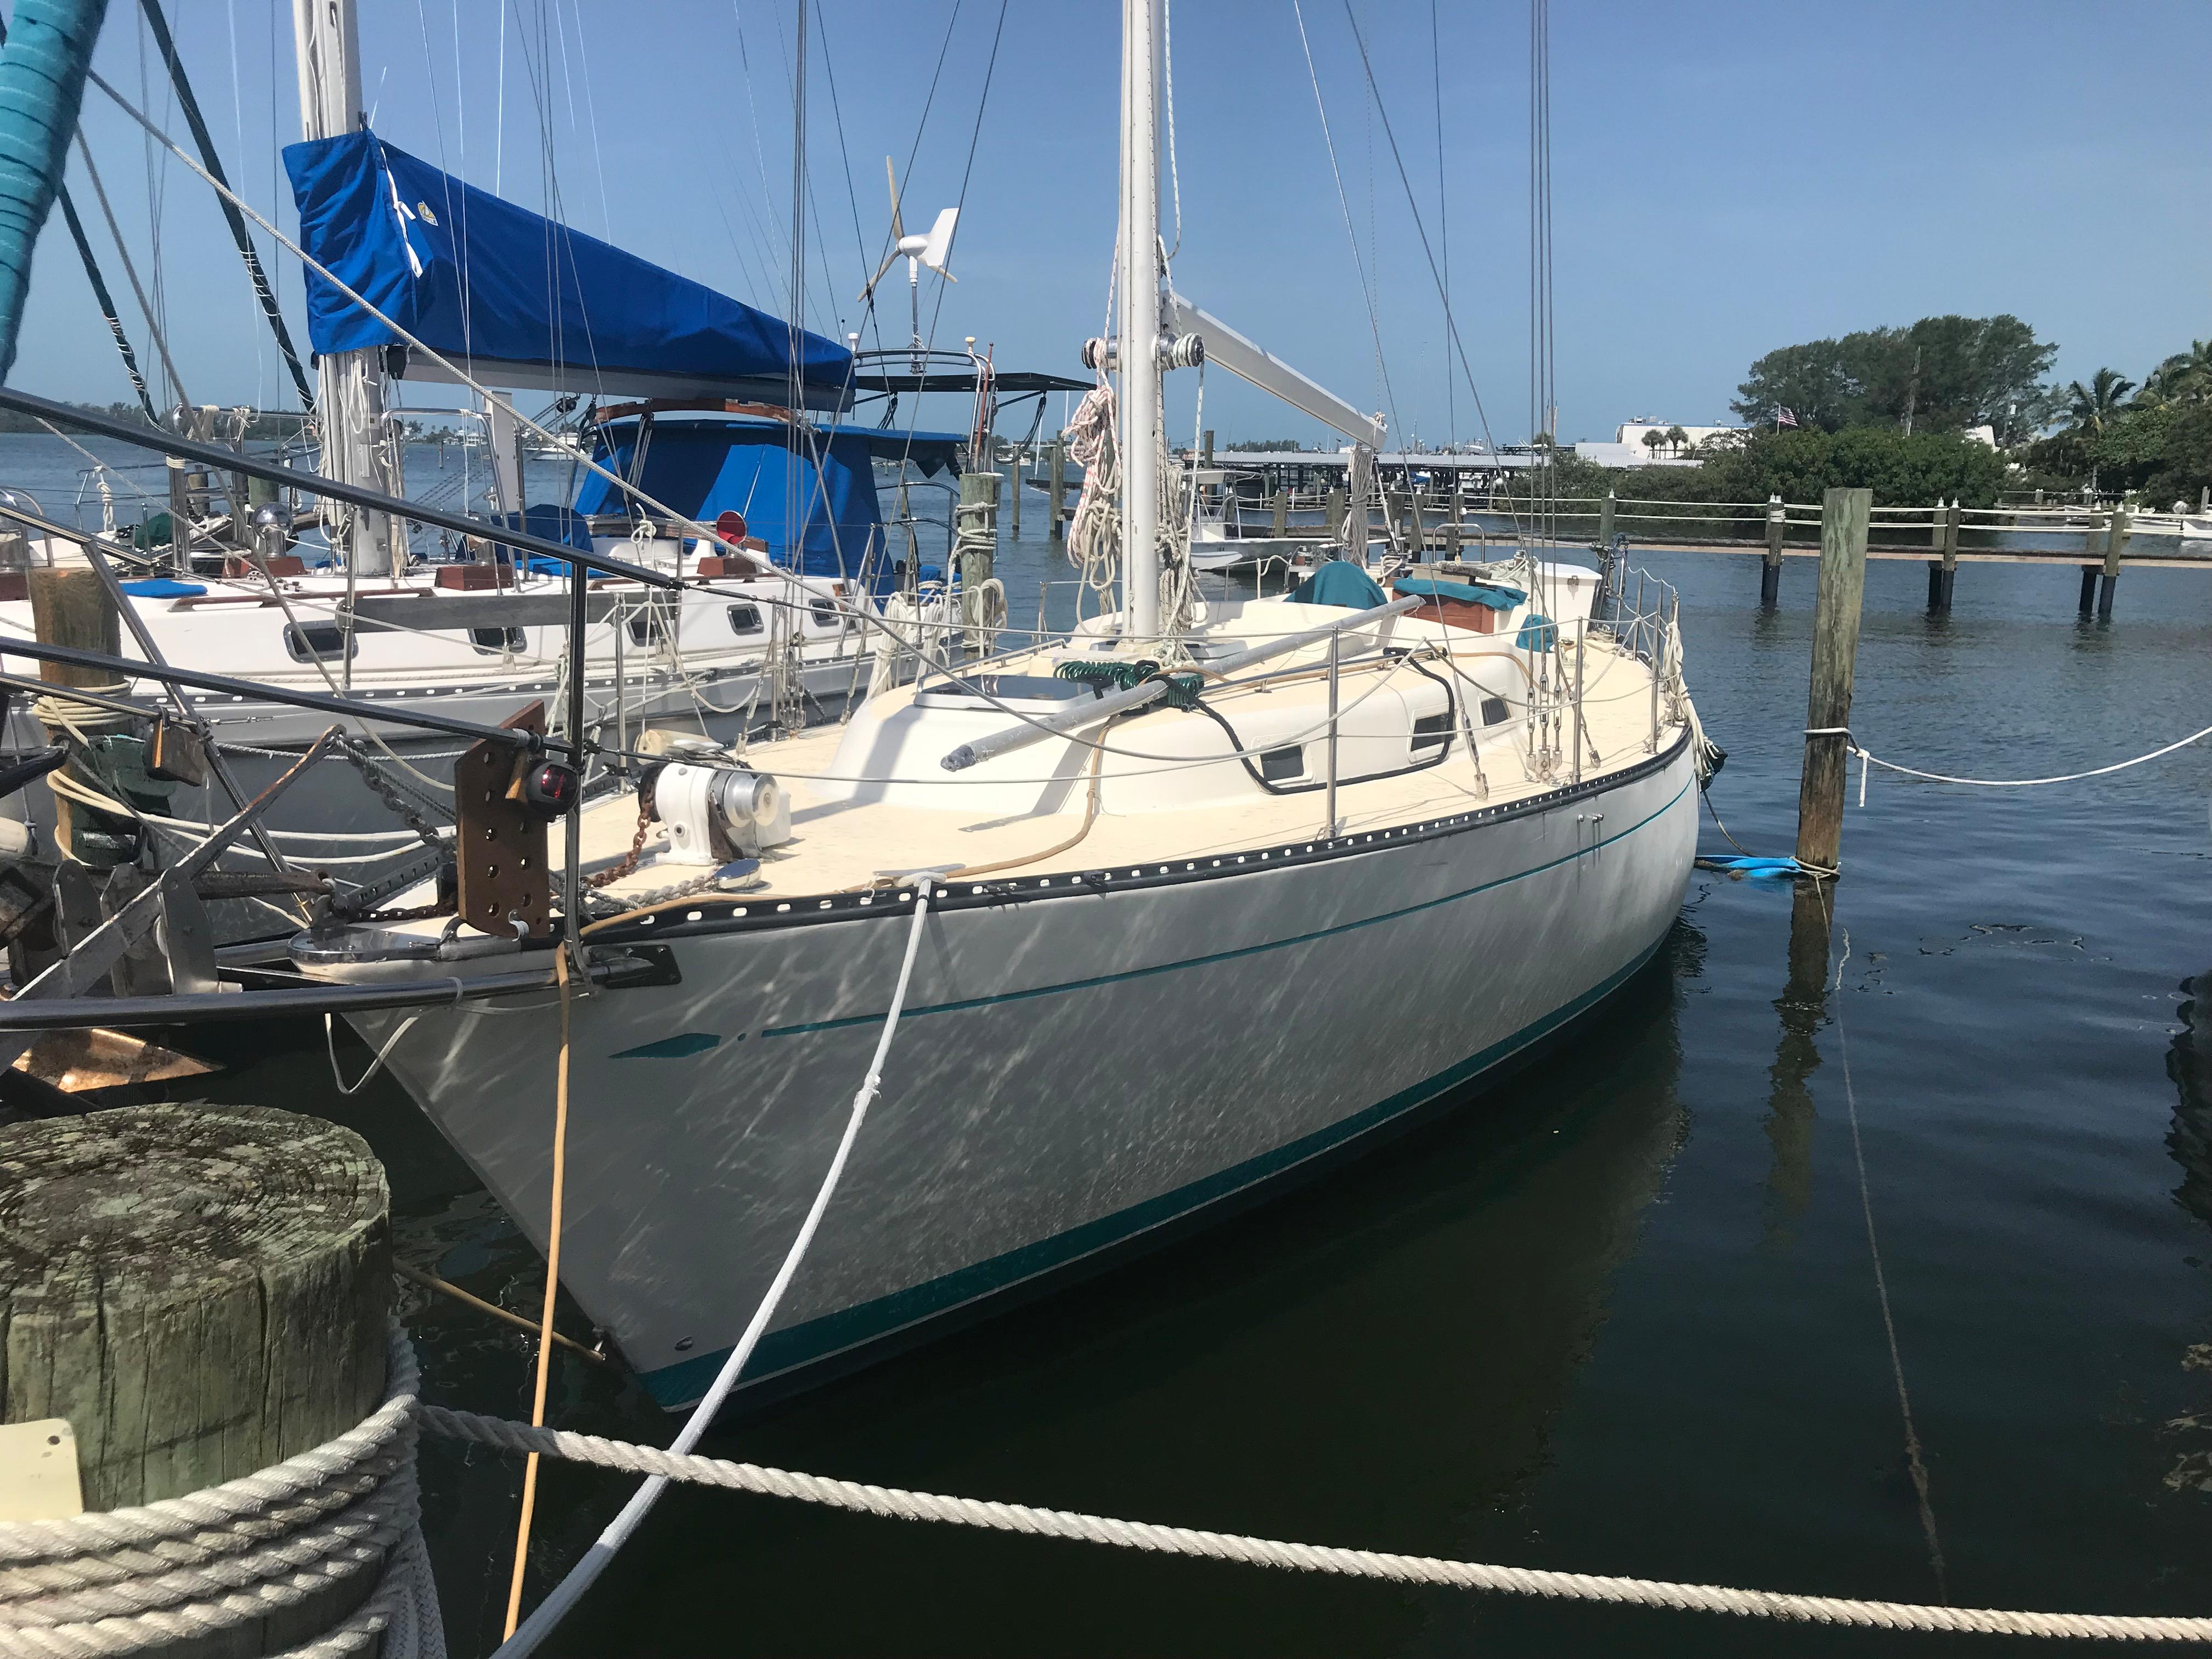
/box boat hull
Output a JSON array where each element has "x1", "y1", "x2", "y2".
[{"x1": 360, "y1": 734, "x2": 1699, "y2": 1407}]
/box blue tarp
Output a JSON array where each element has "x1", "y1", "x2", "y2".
[
  {"x1": 492, "y1": 503, "x2": 596, "y2": 574},
  {"x1": 120, "y1": 578, "x2": 205, "y2": 597},
  {"x1": 1286, "y1": 562, "x2": 1389, "y2": 608},
  {"x1": 283, "y1": 129, "x2": 854, "y2": 408},
  {"x1": 574, "y1": 418, "x2": 923, "y2": 579}
]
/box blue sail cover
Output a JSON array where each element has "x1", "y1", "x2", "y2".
[
  {"x1": 574, "y1": 419, "x2": 962, "y2": 580},
  {"x1": 283, "y1": 129, "x2": 854, "y2": 409}
]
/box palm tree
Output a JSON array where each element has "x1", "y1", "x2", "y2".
[
  {"x1": 1663, "y1": 424, "x2": 1690, "y2": 457},
  {"x1": 1641, "y1": 428, "x2": 1667, "y2": 461},
  {"x1": 2141, "y1": 340, "x2": 2212, "y2": 407},
  {"x1": 2066, "y1": 368, "x2": 2135, "y2": 437}
]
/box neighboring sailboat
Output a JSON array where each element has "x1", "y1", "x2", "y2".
[{"x1": 300, "y1": 0, "x2": 1708, "y2": 1409}]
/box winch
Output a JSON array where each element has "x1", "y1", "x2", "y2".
[{"x1": 651, "y1": 761, "x2": 791, "y2": 864}]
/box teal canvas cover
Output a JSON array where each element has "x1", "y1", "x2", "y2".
[
  {"x1": 1286, "y1": 562, "x2": 1389, "y2": 608},
  {"x1": 1392, "y1": 575, "x2": 1526, "y2": 611}
]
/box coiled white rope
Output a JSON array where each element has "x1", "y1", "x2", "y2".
[
  {"x1": 0, "y1": 1330, "x2": 442, "y2": 1659},
  {"x1": 415, "y1": 1403, "x2": 2212, "y2": 1642}
]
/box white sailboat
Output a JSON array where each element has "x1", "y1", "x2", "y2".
[{"x1": 300, "y1": 0, "x2": 1707, "y2": 1408}]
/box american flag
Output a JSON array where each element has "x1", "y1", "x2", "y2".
[{"x1": 1775, "y1": 407, "x2": 1799, "y2": 429}]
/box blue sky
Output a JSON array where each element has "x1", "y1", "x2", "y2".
[{"x1": 14, "y1": 0, "x2": 2209, "y2": 448}]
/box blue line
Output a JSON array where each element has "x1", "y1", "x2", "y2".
[{"x1": 760, "y1": 772, "x2": 1692, "y2": 1040}]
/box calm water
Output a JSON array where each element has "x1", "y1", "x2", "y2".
[{"x1": 18, "y1": 432, "x2": 2212, "y2": 1652}]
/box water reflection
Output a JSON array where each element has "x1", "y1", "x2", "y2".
[
  {"x1": 1762, "y1": 878, "x2": 1833, "y2": 1248},
  {"x1": 2165, "y1": 968, "x2": 2212, "y2": 1229},
  {"x1": 544, "y1": 926, "x2": 1701, "y2": 1657}
]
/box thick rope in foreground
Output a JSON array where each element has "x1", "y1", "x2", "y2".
[
  {"x1": 0, "y1": 1331, "x2": 442, "y2": 1659},
  {"x1": 420, "y1": 1405, "x2": 2212, "y2": 1643}
]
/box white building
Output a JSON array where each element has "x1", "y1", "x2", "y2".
[{"x1": 1573, "y1": 419, "x2": 1748, "y2": 469}]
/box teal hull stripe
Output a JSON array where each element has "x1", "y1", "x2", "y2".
[
  {"x1": 761, "y1": 772, "x2": 1694, "y2": 1042},
  {"x1": 639, "y1": 781, "x2": 1690, "y2": 1408}
]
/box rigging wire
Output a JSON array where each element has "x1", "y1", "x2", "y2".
[
  {"x1": 136, "y1": 0, "x2": 317, "y2": 409},
  {"x1": 1331, "y1": 1, "x2": 1504, "y2": 467},
  {"x1": 1289, "y1": 1, "x2": 1398, "y2": 444},
  {"x1": 812, "y1": 0, "x2": 885, "y2": 354},
  {"x1": 922, "y1": 0, "x2": 1009, "y2": 350},
  {"x1": 70, "y1": 133, "x2": 194, "y2": 414},
  {"x1": 1430, "y1": 0, "x2": 1452, "y2": 446}
]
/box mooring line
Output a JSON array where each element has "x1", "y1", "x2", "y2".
[
  {"x1": 413, "y1": 1402, "x2": 2212, "y2": 1641},
  {"x1": 1826, "y1": 910, "x2": 1949, "y2": 1601}
]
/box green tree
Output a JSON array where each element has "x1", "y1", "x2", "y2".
[
  {"x1": 1641, "y1": 428, "x2": 1667, "y2": 460},
  {"x1": 1731, "y1": 314, "x2": 2058, "y2": 442},
  {"x1": 2064, "y1": 368, "x2": 2135, "y2": 437},
  {"x1": 1663, "y1": 424, "x2": 1689, "y2": 456}
]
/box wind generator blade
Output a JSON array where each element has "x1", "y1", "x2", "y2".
[
  {"x1": 859, "y1": 249, "x2": 901, "y2": 304},
  {"x1": 1166, "y1": 291, "x2": 1386, "y2": 449},
  {"x1": 885, "y1": 155, "x2": 904, "y2": 241},
  {"x1": 920, "y1": 206, "x2": 960, "y2": 276}
]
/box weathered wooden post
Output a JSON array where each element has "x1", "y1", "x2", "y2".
[
  {"x1": 1445, "y1": 471, "x2": 1463, "y2": 557},
  {"x1": 1928, "y1": 496, "x2": 1961, "y2": 612},
  {"x1": 1325, "y1": 485, "x2": 1345, "y2": 541},
  {"x1": 0, "y1": 1104, "x2": 405, "y2": 1653},
  {"x1": 27, "y1": 534, "x2": 128, "y2": 863},
  {"x1": 1201, "y1": 428, "x2": 1214, "y2": 465},
  {"x1": 1795, "y1": 487, "x2": 1870, "y2": 874},
  {"x1": 1007, "y1": 447, "x2": 1023, "y2": 539},
  {"x1": 1272, "y1": 486, "x2": 1290, "y2": 537},
  {"x1": 1762, "y1": 493, "x2": 1785, "y2": 607},
  {"x1": 1598, "y1": 488, "x2": 1616, "y2": 552},
  {"x1": 1047, "y1": 438, "x2": 1068, "y2": 542},
  {"x1": 955, "y1": 469, "x2": 1001, "y2": 652},
  {"x1": 2098, "y1": 504, "x2": 2128, "y2": 618}
]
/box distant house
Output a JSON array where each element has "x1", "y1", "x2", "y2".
[{"x1": 1573, "y1": 419, "x2": 1747, "y2": 469}]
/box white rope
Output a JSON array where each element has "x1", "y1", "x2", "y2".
[
  {"x1": 495, "y1": 874, "x2": 942, "y2": 1657},
  {"x1": 1810, "y1": 724, "x2": 2212, "y2": 788},
  {"x1": 1826, "y1": 919, "x2": 1948, "y2": 1598},
  {"x1": 0, "y1": 1330, "x2": 441, "y2": 1659},
  {"x1": 417, "y1": 1401, "x2": 2212, "y2": 1641},
  {"x1": 325, "y1": 1013, "x2": 420, "y2": 1098}
]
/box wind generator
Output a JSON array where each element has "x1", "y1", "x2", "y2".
[{"x1": 859, "y1": 157, "x2": 958, "y2": 373}]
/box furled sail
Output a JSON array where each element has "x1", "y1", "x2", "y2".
[{"x1": 283, "y1": 129, "x2": 854, "y2": 409}]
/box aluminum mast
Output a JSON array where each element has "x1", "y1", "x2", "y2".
[
  {"x1": 1118, "y1": 0, "x2": 1163, "y2": 641},
  {"x1": 291, "y1": 0, "x2": 402, "y2": 577}
]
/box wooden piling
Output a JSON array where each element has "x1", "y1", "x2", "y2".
[
  {"x1": 1794, "y1": 487, "x2": 1870, "y2": 874},
  {"x1": 1273, "y1": 488, "x2": 1289, "y2": 537},
  {"x1": 1928, "y1": 496, "x2": 1960, "y2": 611},
  {"x1": 2098, "y1": 504, "x2": 2128, "y2": 618},
  {"x1": 27, "y1": 541, "x2": 127, "y2": 862},
  {"x1": 1202, "y1": 428, "x2": 1214, "y2": 465},
  {"x1": 1047, "y1": 439, "x2": 1067, "y2": 542},
  {"x1": 1762, "y1": 493, "x2": 1785, "y2": 607},
  {"x1": 1598, "y1": 489, "x2": 1616, "y2": 552},
  {"x1": 1446, "y1": 477, "x2": 1463, "y2": 557},
  {"x1": 1008, "y1": 448, "x2": 1023, "y2": 539},
  {"x1": 0, "y1": 1103, "x2": 391, "y2": 1513}
]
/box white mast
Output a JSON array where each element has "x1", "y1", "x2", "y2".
[
  {"x1": 1119, "y1": 0, "x2": 1163, "y2": 640},
  {"x1": 292, "y1": 0, "x2": 400, "y2": 576}
]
